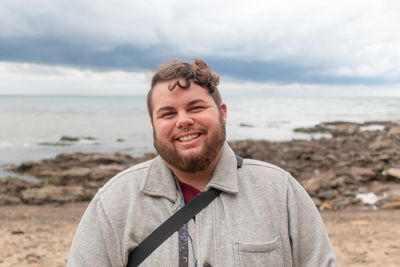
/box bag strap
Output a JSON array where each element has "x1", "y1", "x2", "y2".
[{"x1": 127, "y1": 155, "x2": 243, "y2": 267}]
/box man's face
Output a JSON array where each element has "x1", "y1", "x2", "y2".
[{"x1": 150, "y1": 80, "x2": 227, "y2": 172}]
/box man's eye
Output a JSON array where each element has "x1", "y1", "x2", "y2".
[
  {"x1": 160, "y1": 112, "x2": 175, "y2": 118},
  {"x1": 190, "y1": 106, "x2": 205, "y2": 112}
]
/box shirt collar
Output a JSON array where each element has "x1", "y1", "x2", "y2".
[{"x1": 141, "y1": 143, "x2": 239, "y2": 201}]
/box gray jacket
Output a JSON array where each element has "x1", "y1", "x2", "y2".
[{"x1": 68, "y1": 143, "x2": 336, "y2": 266}]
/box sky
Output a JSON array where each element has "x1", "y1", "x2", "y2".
[{"x1": 1, "y1": 0, "x2": 400, "y2": 95}]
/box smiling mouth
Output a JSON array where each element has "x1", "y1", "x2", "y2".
[{"x1": 178, "y1": 133, "x2": 200, "y2": 143}]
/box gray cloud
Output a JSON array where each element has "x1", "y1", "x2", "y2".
[{"x1": 1, "y1": 0, "x2": 400, "y2": 85}]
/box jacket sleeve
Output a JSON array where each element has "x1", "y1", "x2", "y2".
[
  {"x1": 286, "y1": 174, "x2": 337, "y2": 267},
  {"x1": 67, "y1": 193, "x2": 122, "y2": 267}
]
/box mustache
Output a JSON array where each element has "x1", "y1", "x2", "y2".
[{"x1": 173, "y1": 127, "x2": 206, "y2": 136}]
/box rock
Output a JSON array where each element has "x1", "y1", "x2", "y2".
[
  {"x1": 26, "y1": 253, "x2": 42, "y2": 263},
  {"x1": 387, "y1": 126, "x2": 400, "y2": 137},
  {"x1": 376, "y1": 194, "x2": 400, "y2": 209},
  {"x1": 348, "y1": 167, "x2": 376, "y2": 181},
  {"x1": 381, "y1": 201, "x2": 400, "y2": 209},
  {"x1": 0, "y1": 194, "x2": 22, "y2": 205},
  {"x1": 331, "y1": 197, "x2": 355, "y2": 209},
  {"x1": 38, "y1": 141, "x2": 72, "y2": 146},
  {"x1": 21, "y1": 185, "x2": 91, "y2": 204},
  {"x1": 319, "y1": 197, "x2": 358, "y2": 210},
  {"x1": 239, "y1": 123, "x2": 254, "y2": 128},
  {"x1": 330, "y1": 176, "x2": 348, "y2": 188},
  {"x1": 368, "y1": 139, "x2": 393, "y2": 150},
  {"x1": 386, "y1": 168, "x2": 400, "y2": 179},
  {"x1": 293, "y1": 127, "x2": 310, "y2": 133},
  {"x1": 387, "y1": 195, "x2": 400, "y2": 202},
  {"x1": 5, "y1": 120, "x2": 400, "y2": 210},
  {"x1": 333, "y1": 124, "x2": 359, "y2": 136},
  {"x1": 302, "y1": 176, "x2": 323, "y2": 194},
  {"x1": 90, "y1": 164, "x2": 126, "y2": 181},
  {"x1": 311, "y1": 197, "x2": 322, "y2": 207},
  {"x1": 319, "y1": 201, "x2": 333, "y2": 210},
  {"x1": 0, "y1": 178, "x2": 41, "y2": 195},
  {"x1": 60, "y1": 135, "x2": 79, "y2": 142},
  {"x1": 59, "y1": 167, "x2": 91, "y2": 181},
  {"x1": 318, "y1": 189, "x2": 339, "y2": 200},
  {"x1": 302, "y1": 170, "x2": 337, "y2": 194},
  {"x1": 11, "y1": 230, "x2": 24, "y2": 235},
  {"x1": 83, "y1": 136, "x2": 97, "y2": 140}
]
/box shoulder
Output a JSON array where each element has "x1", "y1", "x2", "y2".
[
  {"x1": 241, "y1": 158, "x2": 290, "y2": 178},
  {"x1": 97, "y1": 158, "x2": 154, "y2": 198},
  {"x1": 238, "y1": 158, "x2": 296, "y2": 193}
]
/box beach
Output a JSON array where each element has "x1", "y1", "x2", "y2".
[
  {"x1": 0, "y1": 203, "x2": 399, "y2": 267},
  {"x1": 1, "y1": 120, "x2": 400, "y2": 266},
  {"x1": 1, "y1": 94, "x2": 399, "y2": 266}
]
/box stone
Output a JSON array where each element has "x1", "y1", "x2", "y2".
[
  {"x1": 21, "y1": 185, "x2": 91, "y2": 204},
  {"x1": 60, "y1": 135, "x2": 79, "y2": 142},
  {"x1": 387, "y1": 195, "x2": 400, "y2": 202},
  {"x1": 318, "y1": 189, "x2": 339, "y2": 200},
  {"x1": 330, "y1": 176, "x2": 348, "y2": 188},
  {"x1": 381, "y1": 201, "x2": 400, "y2": 209},
  {"x1": 331, "y1": 197, "x2": 357, "y2": 209},
  {"x1": 387, "y1": 126, "x2": 400, "y2": 137},
  {"x1": 90, "y1": 164, "x2": 126, "y2": 181},
  {"x1": 4, "y1": 120, "x2": 400, "y2": 210},
  {"x1": 368, "y1": 139, "x2": 393, "y2": 151},
  {"x1": 0, "y1": 177, "x2": 41, "y2": 195},
  {"x1": 311, "y1": 197, "x2": 322, "y2": 207},
  {"x1": 319, "y1": 201, "x2": 333, "y2": 210},
  {"x1": 386, "y1": 168, "x2": 400, "y2": 179},
  {"x1": 333, "y1": 124, "x2": 359, "y2": 135},
  {"x1": 26, "y1": 253, "x2": 42, "y2": 263},
  {"x1": 303, "y1": 170, "x2": 337, "y2": 194},
  {"x1": 239, "y1": 123, "x2": 254, "y2": 128},
  {"x1": 348, "y1": 167, "x2": 376, "y2": 181},
  {"x1": 302, "y1": 176, "x2": 322, "y2": 194},
  {"x1": 0, "y1": 194, "x2": 22, "y2": 205}
]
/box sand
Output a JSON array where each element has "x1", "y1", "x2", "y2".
[{"x1": 0, "y1": 203, "x2": 399, "y2": 267}]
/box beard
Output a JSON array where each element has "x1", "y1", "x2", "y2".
[{"x1": 153, "y1": 115, "x2": 226, "y2": 173}]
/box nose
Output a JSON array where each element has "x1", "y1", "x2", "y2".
[{"x1": 176, "y1": 112, "x2": 194, "y2": 129}]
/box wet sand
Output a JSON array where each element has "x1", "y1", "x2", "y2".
[{"x1": 0, "y1": 203, "x2": 399, "y2": 266}]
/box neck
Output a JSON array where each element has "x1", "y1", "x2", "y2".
[{"x1": 167, "y1": 150, "x2": 223, "y2": 192}]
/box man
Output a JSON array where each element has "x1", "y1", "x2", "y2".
[{"x1": 68, "y1": 59, "x2": 336, "y2": 266}]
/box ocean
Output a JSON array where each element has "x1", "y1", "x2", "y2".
[{"x1": 1, "y1": 89, "x2": 399, "y2": 178}]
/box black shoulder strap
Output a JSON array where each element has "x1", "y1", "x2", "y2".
[
  {"x1": 127, "y1": 155, "x2": 243, "y2": 267},
  {"x1": 236, "y1": 154, "x2": 243, "y2": 168}
]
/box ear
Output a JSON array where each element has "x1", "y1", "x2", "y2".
[{"x1": 219, "y1": 103, "x2": 227, "y2": 122}]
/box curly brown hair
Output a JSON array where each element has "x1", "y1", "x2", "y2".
[{"x1": 147, "y1": 58, "x2": 222, "y2": 118}]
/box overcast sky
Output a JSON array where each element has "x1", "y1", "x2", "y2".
[{"x1": 1, "y1": 0, "x2": 400, "y2": 95}]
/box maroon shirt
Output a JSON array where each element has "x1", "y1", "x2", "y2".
[{"x1": 179, "y1": 181, "x2": 201, "y2": 204}]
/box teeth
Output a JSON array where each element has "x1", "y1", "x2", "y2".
[{"x1": 179, "y1": 134, "x2": 199, "y2": 142}]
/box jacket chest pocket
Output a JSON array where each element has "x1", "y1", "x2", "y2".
[{"x1": 234, "y1": 237, "x2": 284, "y2": 267}]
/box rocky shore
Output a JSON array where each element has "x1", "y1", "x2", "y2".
[{"x1": 1, "y1": 121, "x2": 400, "y2": 210}]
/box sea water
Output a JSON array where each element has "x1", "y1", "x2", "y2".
[{"x1": 0, "y1": 89, "x2": 399, "y2": 177}]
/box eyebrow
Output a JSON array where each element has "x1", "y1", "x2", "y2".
[
  {"x1": 155, "y1": 106, "x2": 175, "y2": 115},
  {"x1": 187, "y1": 99, "x2": 208, "y2": 107}
]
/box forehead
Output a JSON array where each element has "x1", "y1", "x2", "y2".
[{"x1": 151, "y1": 80, "x2": 214, "y2": 109}]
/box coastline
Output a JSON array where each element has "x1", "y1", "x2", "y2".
[
  {"x1": 0, "y1": 120, "x2": 399, "y2": 266},
  {"x1": 1, "y1": 120, "x2": 399, "y2": 210}
]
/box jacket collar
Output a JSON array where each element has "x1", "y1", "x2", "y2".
[{"x1": 141, "y1": 143, "x2": 239, "y2": 202}]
